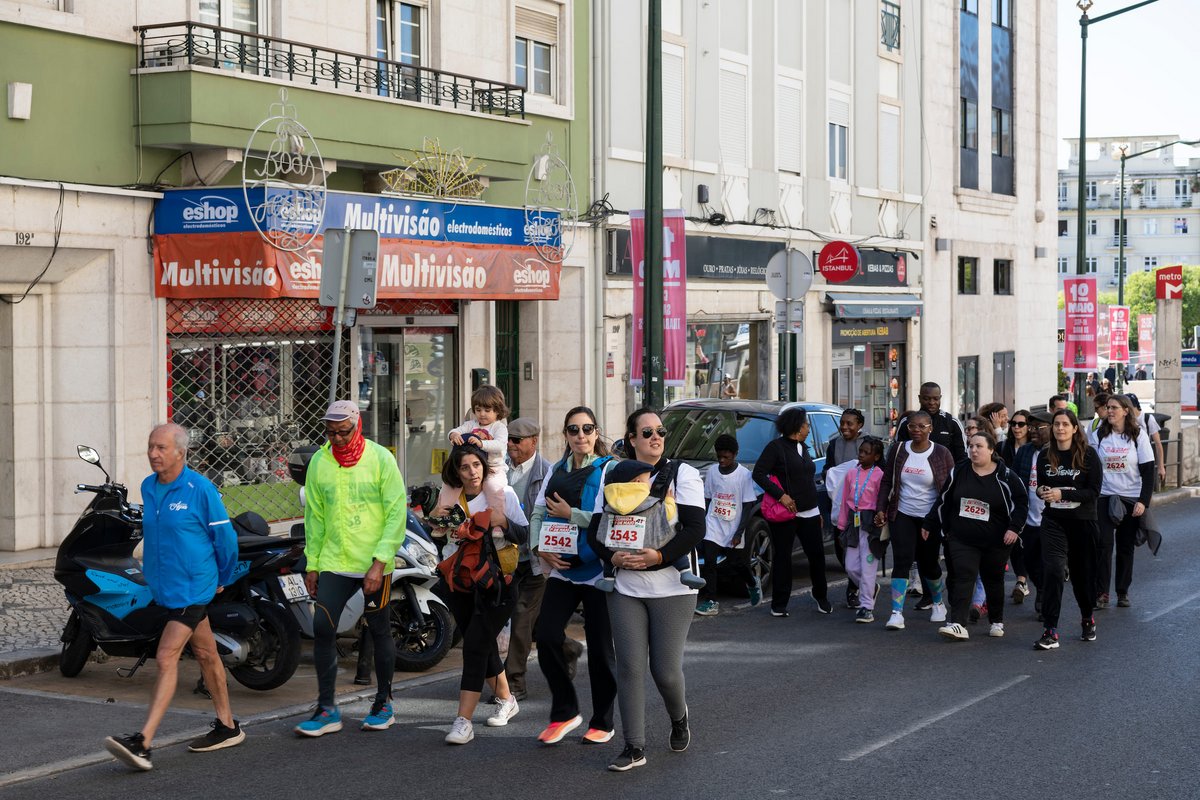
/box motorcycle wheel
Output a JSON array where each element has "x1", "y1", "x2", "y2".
[
  {"x1": 229, "y1": 600, "x2": 301, "y2": 691},
  {"x1": 389, "y1": 596, "x2": 454, "y2": 673},
  {"x1": 59, "y1": 609, "x2": 94, "y2": 678}
]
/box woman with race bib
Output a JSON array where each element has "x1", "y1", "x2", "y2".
[
  {"x1": 588, "y1": 408, "x2": 705, "y2": 772},
  {"x1": 922, "y1": 431, "x2": 1027, "y2": 641},
  {"x1": 1088, "y1": 393, "x2": 1155, "y2": 609},
  {"x1": 528, "y1": 406, "x2": 617, "y2": 746}
]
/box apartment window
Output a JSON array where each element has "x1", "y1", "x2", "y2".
[
  {"x1": 1144, "y1": 180, "x2": 1158, "y2": 201},
  {"x1": 199, "y1": 0, "x2": 263, "y2": 32},
  {"x1": 961, "y1": 0, "x2": 978, "y2": 13},
  {"x1": 1144, "y1": 256, "x2": 1158, "y2": 271},
  {"x1": 1175, "y1": 178, "x2": 1191, "y2": 199},
  {"x1": 1084, "y1": 256, "x2": 1097, "y2": 274},
  {"x1": 1057, "y1": 219, "x2": 1068, "y2": 237},
  {"x1": 776, "y1": 79, "x2": 802, "y2": 174},
  {"x1": 990, "y1": 108, "x2": 1011, "y2": 156},
  {"x1": 515, "y1": 4, "x2": 560, "y2": 98},
  {"x1": 881, "y1": 1, "x2": 901, "y2": 51},
  {"x1": 662, "y1": 44, "x2": 686, "y2": 157},
  {"x1": 1176, "y1": 217, "x2": 1190, "y2": 234},
  {"x1": 828, "y1": 123, "x2": 848, "y2": 180},
  {"x1": 1085, "y1": 181, "x2": 1097, "y2": 202},
  {"x1": 958, "y1": 256, "x2": 978, "y2": 294},
  {"x1": 1058, "y1": 181, "x2": 1068, "y2": 202},
  {"x1": 961, "y1": 99, "x2": 978, "y2": 150},
  {"x1": 1143, "y1": 218, "x2": 1158, "y2": 235},
  {"x1": 1114, "y1": 256, "x2": 1126, "y2": 276},
  {"x1": 992, "y1": 0, "x2": 1010, "y2": 28},
  {"x1": 1112, "y1": 218, "x2": 1127, "y2": 246},
  {"x1": 1087, "y1": 219, "x2": 1097, "y2": 236},
  {"x1": 376, "y1": 2, "x2": 423, "y2": 98},
  {"x1": 720, "y1": 63, "x2": 749, "y2": 168},
  {"x1": 957, "y1": 356, "x2": 979, "y2": 418},
  {"x1": 993, "y1": 259, "x2": 1013, "y2": 295},
  {"x1": 1057, "y1": 257, "x2": 1069, "y2": 274},
  {"x1": 879, "y1": 104, "x2": 901, "y2": 192}
]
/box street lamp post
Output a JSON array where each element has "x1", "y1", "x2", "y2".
[
  {"x1": 1116, "y1": 138, "x2": 1200, "y2": 391},
  {"x1": 1074, "y1": 0, "x2": 1159, "y2": 405}
]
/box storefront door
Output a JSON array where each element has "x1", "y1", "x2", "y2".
[
  {"x1": 830, "y1": 342, "x2": 906, "y2": 440},
  {"x1": 356, "y1": 325, "x2": 457, "y2": 491}
]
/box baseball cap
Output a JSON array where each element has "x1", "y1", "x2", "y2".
[
  {"x1": 321, "y1": 400, "x2": 360, "y2": 423},
  {"x1": 609, "y1": 459, "x2": 654, "y2": 484}
]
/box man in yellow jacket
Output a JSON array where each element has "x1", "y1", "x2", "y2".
[{"x1": 296, "y1": 400, "x2": 407, "y2": 737}]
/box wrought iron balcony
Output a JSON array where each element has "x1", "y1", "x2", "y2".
[{"x1": 134, "y1": 22, "x2": 525, "y2": 118}]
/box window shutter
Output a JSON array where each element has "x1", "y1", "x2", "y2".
[
  {"x1": 829, "y1": 96, "x2": 850, "y2": 127},
  {"x1": 777, "y1": 82, "x2": 801, "y2": 173},
  {"x1": 879, "y1": 105, "x2": 900, "y2": 192},
  {"x1": 662, "y1": 48, "x2": 685, "y2": 156},
  {"x1": 516, "y1": 6, "x2": 558, "y2": 45},
  {"x1": 719, "y1": 67, "x2": 748, "y2": 167}
]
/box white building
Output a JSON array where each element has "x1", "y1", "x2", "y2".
[{"x1": 1057, "y1": 136, "x2": 1199, "y2": 291}]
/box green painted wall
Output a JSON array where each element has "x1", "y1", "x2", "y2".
[{"x1": 1, "y1": 1, "x2": 590, "y2": 210}]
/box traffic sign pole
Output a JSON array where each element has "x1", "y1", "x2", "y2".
[{"x1": 328, "y1": 228, "x2": 353, "y2": 404}]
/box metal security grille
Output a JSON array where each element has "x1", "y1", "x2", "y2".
[{"x1": 166, "y1": 298, "x2": 348, "y2": 522}]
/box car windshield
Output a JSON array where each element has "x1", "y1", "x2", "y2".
[{"x1": 661, "y1": 409, "x2": 796, "y2": 464}]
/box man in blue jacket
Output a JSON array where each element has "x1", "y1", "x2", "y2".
[{"x1": 105, "y1": 423, "x2": 241, "y2": 771}]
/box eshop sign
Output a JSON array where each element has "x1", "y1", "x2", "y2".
[
  {"x1": 818, "y1": 241, "x2": 860, "y2": 283},
  {"x1": 1156, "y1": 264, "x2": 1183, "y2": 299}
]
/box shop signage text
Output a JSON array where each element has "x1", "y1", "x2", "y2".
[
  {"x1": 817, "y1": 241, "x2": 860, "y2": 283},
  {"x1": 831, "y1": 320, "x2": 907, "y2": 344},
  {"x1": 610, "y1": 230, "x2": 783, "y2": 281},
  {"x1": 812, "y1": 248, "x2": 910, "y2": 287}
]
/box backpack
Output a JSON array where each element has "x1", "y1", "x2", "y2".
[{"x1": 437, "y1": 509, "x2": 511, "y2": 600}]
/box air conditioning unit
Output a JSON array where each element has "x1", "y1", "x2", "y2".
[{"x1": 141, "y1": 45, "x2": 175, "y2": 68}]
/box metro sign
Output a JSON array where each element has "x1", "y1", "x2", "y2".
[{"x1": 1156, "y1": 264, "x2": 1183, "y2": 300}]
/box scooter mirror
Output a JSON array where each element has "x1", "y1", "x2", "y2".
[{"x1": 77, "y1": 445, "x2": 100, "y2": 465}]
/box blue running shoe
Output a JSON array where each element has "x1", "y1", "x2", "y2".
[
  {"x1": 747, "y1": 577, "x2": 763, "y2": 607},
  {"x1": 362, "y1": 699, "x2": 395, "y2": 731},
  {"x1": 295, "y1": 706, "x2": 343, "y2": 737}
]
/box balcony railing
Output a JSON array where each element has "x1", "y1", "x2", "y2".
[{"x1": 134, "y1": 22, "x2": 525, "y2": 118}]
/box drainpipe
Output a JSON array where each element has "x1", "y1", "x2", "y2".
[{"x1": 591, "y1": 0, "x2": 608, "y2": 426}]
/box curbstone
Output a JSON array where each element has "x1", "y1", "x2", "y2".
[{"x1": 0, "y1": 648, "x2": 59, "y2": 680}]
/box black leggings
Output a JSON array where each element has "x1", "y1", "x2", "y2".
[
  {"x1": 1040, "y1": 515, "x2": 1097, "y2": 630},
  {"x1": 888, "y1": 512, "x2": 943, "y2": 583},
  {"x1": 446, "y1": 578, "x2": 519, "y2": 693},
  {"x1": 1021, "y1": 524, "x2": 1045, "y2": 593},
  {"x1": 313, "y1": 572, "x2": 393, "y2": 708},
  {"x1": 1095, "y1": 497, "x2": 1139, "y2": 598},
  {"x1": 767, "y1": 515, "x2": 826, "y2": 610},
  {"x1": 945, "y1": 538, "x2": 1011, "y2": 625},
  {"x1": 535, "y1": 577, "x2": 617, "y2": 730},
  {"x1": 699, "y1": 540, "x2": 756, "y2": 601}
]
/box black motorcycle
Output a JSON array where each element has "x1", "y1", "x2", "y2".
[{"x1": 54, "y1": 445, "x2": 303, "y2": 690}]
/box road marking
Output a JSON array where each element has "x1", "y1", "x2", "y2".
[
  {"x1": 839, "y1": 674, "x2": 1030, "y2": 761},
  {"x1": 1141, "y1": 588, "x2": 1200, "y2": 623}
]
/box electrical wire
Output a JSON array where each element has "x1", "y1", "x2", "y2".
[{"x1": 1, "y1": 183, "x2": 64, "y2": 305}]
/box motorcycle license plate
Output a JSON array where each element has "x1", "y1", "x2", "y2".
[{"x1": 279, "y1": 574, "x2": 309, "y2": 602}]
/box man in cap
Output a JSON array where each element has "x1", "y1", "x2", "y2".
[
  {"x1": 295, "y1": 400, "x2": 407, "y2": 737},
  {"x1": 503, "y1": 417, "x2": 554, "y2": 700}
]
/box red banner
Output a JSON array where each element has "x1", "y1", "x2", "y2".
[
  {"x1": 1108, "y1": 306, "x2": 1130, "y2": 362},
  {"x1": 153, "y1": 233, "x2": 560, "y2": 301},
  {"x1": 629, "y1": 210, "x2": 688, "y2": 387},
  {"x1": 1137, "y1": 314, "x2": 1155, "y2": 365},
  {"x1": 1063, "y1": 277, "x2": 1098, "y2": 371}
]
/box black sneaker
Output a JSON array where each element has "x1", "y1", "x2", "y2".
[
  {"x1": 608, "y1": 744, "x2": 647, "y2": 771},
  {"x1": 188, "y1": 718, "x2": 246, "y2": 752},
  {"x1": 105, "y1": 733, "x2": 152, "y2": 771},
  {"x1": 1034, "y1": 629, "x2": 1060, "y2": 650},
  {"x1": 915, "y1": 596, "x2": 934, "y2": 612},
  {"x1": 1082, "y1": 619, "x2": 1097, "y2": 642},
  {"x1": 1117, "y1": 594, "x2": 1131, "y2": 608},
  {"x1": 815, "y1": 597, "x2": 833, "y2": 615},
  {"x1": 669, "y1": 714, "x2": 690, "y2": 752},
  {"x1": 845, "y1": 587, "x2": 859, "y2": 609}
]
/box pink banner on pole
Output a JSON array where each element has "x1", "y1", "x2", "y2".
[
  {"x1": 629, "y1": 209, "x2": 688, "y2": 387},
  {"x1": 1137, "y1": 314, "x2": 1156, "y2": 364},
  {"x1": 1063, "y1": 277, "x2": 1098, "y2": 371},
  {"x1": 1108, "y1": 306, "x2": 1130, "y2": 362}
]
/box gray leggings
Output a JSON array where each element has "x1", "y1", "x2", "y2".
[{"x1": 607, "y1": 591, "x2": 694, "y2": 749}]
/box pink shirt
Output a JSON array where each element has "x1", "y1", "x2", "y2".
[{"x1": 837, "y1": 465, "x2": 883, "y2": 530}]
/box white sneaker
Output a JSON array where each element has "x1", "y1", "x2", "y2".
[
  {"x1": 885, "y1": 612, "x2": 905, "y2": 630},
  {"x1": 486, "y1": 695, "x2": 519, "y2": 727},
  {"x1": 445, "y1": 716, "x2": 474, "y2": 744},
  {"x1": 930, "y1": 602, "x2": 947, "y2": 623},
  {"x1": 989, "y1": 622, "x2": 1005, "y2": 638},
  {"x1": 938, "y1": 622, "x2": 969, "y2": 640}
]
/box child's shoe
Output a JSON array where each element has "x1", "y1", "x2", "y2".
[
  {"x1": 595, "y1": 576, "x2": 616, "y2": 593},
  {"x1": 679, "y1": 571, "x2": 706, "y2": 590}
]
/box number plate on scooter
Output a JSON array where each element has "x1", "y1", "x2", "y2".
[{"x1": 279, "y1": 574, "x2": 309, "y2": 602}]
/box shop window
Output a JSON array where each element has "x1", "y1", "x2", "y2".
[
  {"x1": 957, "y1": 256, "x2": 978, "y2": 294},
  {"x1": 668, "y1": 321, "x2": 764, "y2": 404},
  {"x1": 993, "y1": 259, "x2": 1013, "y2": 295}
]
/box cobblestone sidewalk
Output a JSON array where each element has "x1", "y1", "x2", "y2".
[{"x1": 0, "y1": 567, "x2": 69, "y2": 653}]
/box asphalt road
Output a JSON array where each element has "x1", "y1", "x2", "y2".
[{"x1": 3, "y1": 497, "x2": 1199, "y2": 799}]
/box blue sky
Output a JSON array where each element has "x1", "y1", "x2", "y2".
[{"x1": 1057, "y1": 0, "x2": 1200, "y2": 166}]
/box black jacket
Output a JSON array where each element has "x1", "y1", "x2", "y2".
[
  {"x1": 752, "y1": 436, "x2": 819, "y2": 513},
  {"x1": 923, "y1": 458, "x2": 1028, "y2": 540},
  {"x1": 897, "y1": 410, "x2": 966, "y2": 462}
]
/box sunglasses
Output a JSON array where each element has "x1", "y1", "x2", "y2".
[
  {"x1": 325, "y1": 426, "x2": 355, "y2": 438},
  {"x1": 1010, "y1": 421, "x2": 1028, "y2": 428},
  {"x1": 640, "y1": 426, "x2": 668, "y2": 439},
  {"x1": 907, "y1": 423, "x2": 931, "y2": 431},
  {"x1": 565, "y1": 423, "x2": 596, "y2": 436},
  {"x1": 508, "y1": 436, "x2": 528, "y2": 444}
]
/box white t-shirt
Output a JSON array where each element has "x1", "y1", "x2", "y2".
[
  {"x1": 703, "y1": 464, "x2": 758, "y2": 547},
  {"x1": 593, "y1": 460, "x2": 704, "y2": 598},
  {"x1": 897, "y1": 443, "x2": 938, "y2": 517},
  {"x1": 1091, "y1": 428, "x2": 1155, "y2": 498}
]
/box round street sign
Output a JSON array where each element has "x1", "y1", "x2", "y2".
[
  {"x1": 765, "y1": 249, "x2": 815, "y2": 301},
  {"x1": 818, "y1": 240, "x2": 860, "y2": 284}
]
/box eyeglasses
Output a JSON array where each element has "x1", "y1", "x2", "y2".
[
  {"x1": 640, "y1": 426, "x2": 668, "y2": 439},
  {"x1": 1010, "y1": 421, "x2": 1028, "y2": 428},
  {"x1": 507, "y1": 436, "x2": 527, "y2": 444},
  {"x1": 325, "y1": 426, "x2": 355, "y2": 439},
  {"x1": 565, "y1": 423, "x2": 596, "y2": 436},
  {"x1": 907, "y1": 423, "x2": 931, "y2": 431}
]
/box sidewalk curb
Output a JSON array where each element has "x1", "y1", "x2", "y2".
[{"x1": 0, "y1": 648, "x2": 58, "y2": 680}]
